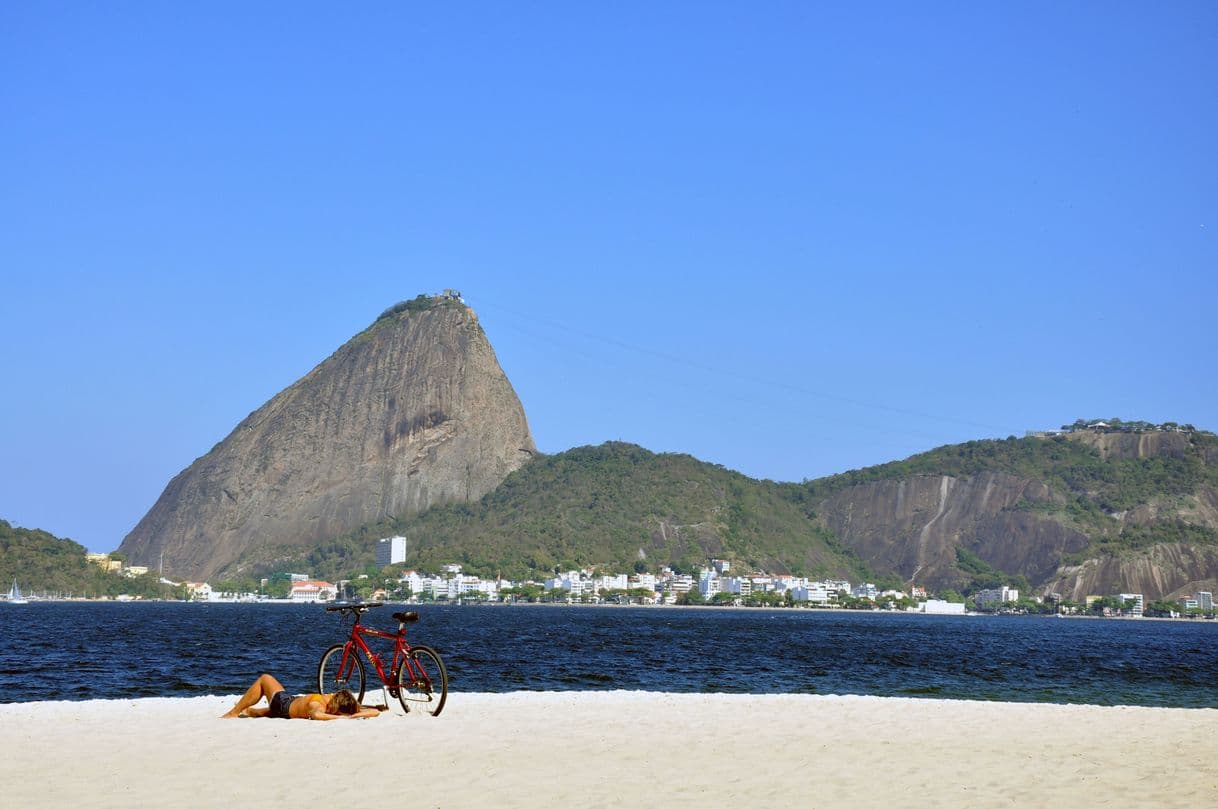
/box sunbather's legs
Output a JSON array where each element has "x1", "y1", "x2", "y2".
[{"x1": 220, "y1": 673, "x2": 286, "y2": 718}]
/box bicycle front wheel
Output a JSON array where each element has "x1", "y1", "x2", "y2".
[
  {"x1": 318, "y1": 644, "x2": 366, "y2": 703},
  {"x1": 396, "y1": 645, "x2": 448, "y2": 716}
]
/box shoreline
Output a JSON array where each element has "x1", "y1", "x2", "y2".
[
  {"x1": 13, "y1": 596, "x2": 1218, "y2": 619},
  {"x1": 1, "y1": 692, "x2": 1214, "y2": 806},
  {"x1": 5, "y1": 688, "x2": 1218, "y2": 711}
]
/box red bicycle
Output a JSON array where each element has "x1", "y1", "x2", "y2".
[{"x1": 318, "y1": 602, "x2": 448, "y2": 716}]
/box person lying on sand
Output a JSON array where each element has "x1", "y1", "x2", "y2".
[{"x1": 220, "y1": 673, "x2": 383, "y2": 720}]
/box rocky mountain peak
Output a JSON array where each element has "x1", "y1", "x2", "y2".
[{"x1": 119, "y1": 295, "x2": 536, "y2": 580}]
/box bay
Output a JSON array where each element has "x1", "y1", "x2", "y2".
[{"x1": 1, "y1": 602, "x2": 1214, "y2": 707}]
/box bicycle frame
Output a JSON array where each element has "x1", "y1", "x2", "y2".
[{"x1": 336, "y1": 615, "x2": 431, "y2": 695}]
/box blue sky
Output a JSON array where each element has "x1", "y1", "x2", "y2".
[{"x1": 2, "y1": 2, "x2": 1215, "y2": 553}]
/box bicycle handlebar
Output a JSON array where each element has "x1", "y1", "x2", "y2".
[{"x1": 324, "y1": 601, "x2": 384, "y2": 613}]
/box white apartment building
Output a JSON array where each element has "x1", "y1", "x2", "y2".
[
  {"x1": 376, "y1": 535, "x2": 408, "y2": 566},
  {"x1": 698, "y1": 570, "x2": 723, "y2": 598},
  {"x1": 790, "y1": 582, "x2": 832, "y2": 604},
  {"x1": 852, "y1": 583, "x2": 878, "y2": 600},
  {"x1": 668, "y1": 575, "x2": 694, "y2": 594},
  {"x1": 594, "y1": 574, "x2": 629, "y2": 592},
  {"x1": 723, "y1": 577, "x2": 753, "y2": 596},
  {"x1": 455, "y1": 575, "x2": 498, "y2": 600},
  {"x1": 630, "y1": 574, "x2": 657, "y2": 592},
  {"x1": 1118, "y1": 593, "x2": 1144, "y2": 616},
  {"x1": 398, "y1": 570, "x2": 426, "y2": 594},
  {"x1": 974, "y1": 586, "x2": 1020, "y2": 607},
  {"x1": 750, "y1": 577, "x2": 774, "y2": 593}
]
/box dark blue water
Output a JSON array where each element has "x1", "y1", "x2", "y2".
[{"x1": 1, "y1": 602, "x2": 1215, "y2": 706}]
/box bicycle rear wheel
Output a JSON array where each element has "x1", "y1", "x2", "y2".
[
  {"x1": 318, "y1": 644, "x2": 366, "y2": 703},
  {"x1": 396, "y1": 645, "x2": 448, "y2": 716}
]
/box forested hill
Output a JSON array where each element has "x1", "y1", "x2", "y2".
[
  {"x1": 0, "y1": 520, "x2": 169, "y2": 598},
  {"x1": 794, "y1": 428, "x2": 1218, "y2": 599},
  {"x1": 234, "y1": 426, "x2": 1218, "y2": 602},
  {"x1": 261, "y1": 442, "x2": 870, "y2": 584}
]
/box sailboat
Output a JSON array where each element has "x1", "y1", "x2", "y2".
[{"x1": 7, "y1": 580, "x2": 29, "y2": 604}]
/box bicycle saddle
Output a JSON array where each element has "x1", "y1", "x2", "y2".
[{"x1": 392, "y1": 611, "x2": 420, "y2": 623}]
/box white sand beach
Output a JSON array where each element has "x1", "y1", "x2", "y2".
[{"x1": 1, "y1": 692, "x2": 1214, "y2": 807}]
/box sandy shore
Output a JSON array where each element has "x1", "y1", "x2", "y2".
[{"x1": 1, "y1": 692, "x2": 1214, "y2": 807}]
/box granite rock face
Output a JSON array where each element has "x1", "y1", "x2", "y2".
[
  {"x1": 119, "y1": 301, "x2": 535, "y2": 580},
  {"x1": 817, "y1": 472, "x2": 1090, "y2": 591},
  {"x1": 812, "y1": 432, "x2": 1218, "y2": 599}
]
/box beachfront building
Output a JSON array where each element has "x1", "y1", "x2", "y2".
[
  {"x1": 852, "y1": 583, "x2": 878, "y2": 600},
  {"x1": 922, "y1": 599, "x2": 966, "y2": 615},
  {"x1": 454, "y1": 574, "x2": 498, "y2": 600},
  {"x1": 593, "y1": 573, "x2": 629, "y2": 592},
  {"x1": 289, "y1": 580, "x2": 338, "y2": 603},
  {"x1": 790, "y1": 581, "x2": 832, "y2": 604},
  {"x1": 546, "y1": 571, "x2": 584, "y2": 596},
  {"x1": 631, "y1": 573, "x2": 657, "y2": 592},
  {"x1": 974, "y1": 586, "x2": 1020, "y2": 607},
  {"x1": 398, "y1": 570, "x2": 426, "y2": 595},
  {"x1": 668, "y1": 575, "x2": 694, "y2": 595},
  {"x1": 1196, "y1": 591, "x2": 1214, "y2": 611},
  {"x1": 698, "y1": 569, "x2": 722, "y2": 598},
  {"x1": 825, "y1": 580, "x2": 852, "y2": 595},
  {"x1": 1119, "y1": 593, "x2": 1145, "y2": 616},
  {"x1": 375, "y1": 535, "x2": 408, "y2": 566},
  {"x1": 750, "y1": 576, "x2": 777, "y2": 594},
  {"x1": 723, "y1": 577, "x2": 753, "y2": 597},
  {"x1": 186, "y1": 582, "x2": 213, "y2": 601}
]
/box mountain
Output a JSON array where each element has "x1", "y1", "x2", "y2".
[
  {"x1": 287, "y1": 428, "x2": 1218, "y2": 602},
  {"x1": 798, "y1": 428, "x2": 1218, "y2": 600},
  {"x1": 118, "y1": 295, "x2": 536, "y2": 580},
  {"x1": 259, "y1": 442, "x2": 870, "y2": 584},
  {"x1": 0, "y1": 520, "x2": 169, "y2": 599}
]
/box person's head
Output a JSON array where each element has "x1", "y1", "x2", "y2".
[{"x1": 328, "y1": 689, "x2": 359, "y2": 715}]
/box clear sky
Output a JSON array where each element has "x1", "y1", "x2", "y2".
[{"x1": 2, "y1": 2, "x2": 1215, "y2": 554}]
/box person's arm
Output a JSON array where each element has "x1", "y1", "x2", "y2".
[{"x1": 306, "y1": 701, "x2": 381, "y2": 720}]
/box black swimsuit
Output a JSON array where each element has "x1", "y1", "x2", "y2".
[{"x1": 268, "y1": 690, "x2": 294, "y2": 719}]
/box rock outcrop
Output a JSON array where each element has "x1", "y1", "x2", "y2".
[
  {"x1": 119, "y1": 298, "x2": 536, "y2": 580},
  {"x1": 807, "y1": 431, "x2": 1218, "y2": 599},
  {"x1": 817, "y1": 472, "x2": 1090, "y2": 591}
]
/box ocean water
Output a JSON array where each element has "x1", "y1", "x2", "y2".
[{"x1": 1, "y1": 602, "x2": 1214, "y2": 707}]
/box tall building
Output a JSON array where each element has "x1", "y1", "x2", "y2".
[{"x1": 375, "y1": 535, "x2": 407, "y2": 566}]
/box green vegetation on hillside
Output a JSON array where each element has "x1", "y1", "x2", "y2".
[
  {"x1": 228, "y1": 427, "x2": 1218, "y2": 596},
  {"x1": 376, "y1": 294, "x2": 445, "y2": 321},
  {"x1": 0, "y1": 520, "x2": 177, "y2": 598},
  {"x1": 806, "y1": 431, "x2": 1216, "y2": 497},
  {"x1": 247, "y1": 442, "x2": 873, "y2": 583},
  {"x1": 801, "y1": 431, "x2": 1218, "y2": 542}
]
